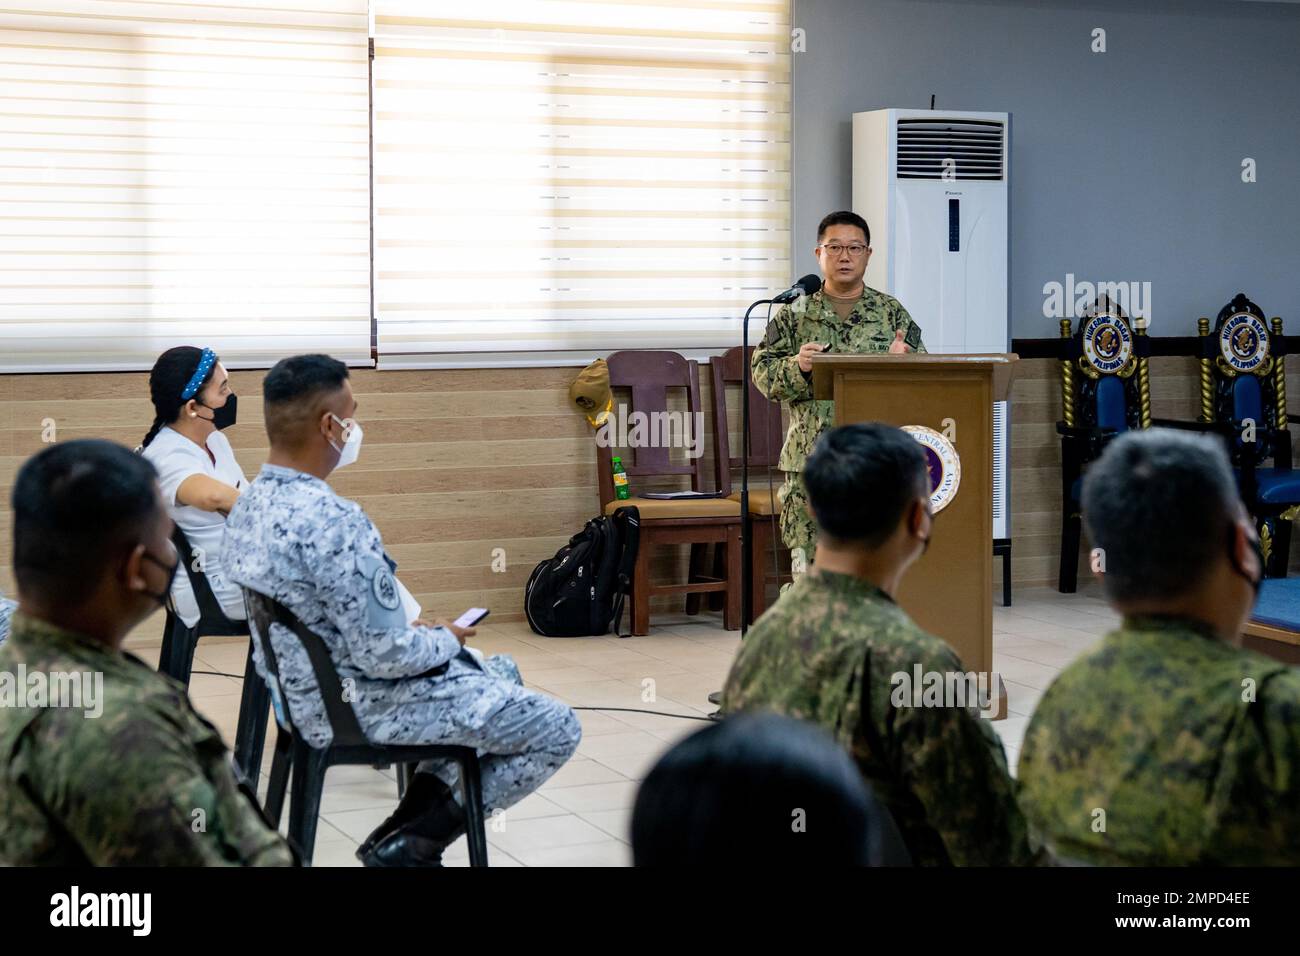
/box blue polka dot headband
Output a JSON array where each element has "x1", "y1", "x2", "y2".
[{"x1": 181, "y1": 348, "x2": 216, "y2": 400}]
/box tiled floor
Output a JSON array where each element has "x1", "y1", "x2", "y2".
[{"x1": 178, "y1": 584, "x2": 1120, "y2": 867}]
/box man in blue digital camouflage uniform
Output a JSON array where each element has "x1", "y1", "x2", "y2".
[{"x1": 225, "y1": 355, "x2": 581, "y2": 866}]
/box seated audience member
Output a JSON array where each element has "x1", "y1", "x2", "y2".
[
  {"x1": 138, "y1": 346, "x2": 247, "y2": 626},
  {"x1": 722, "y1": 423, "x2": 1037, "y2": 866},
  {"x1": 0, "y1": 440, "x2": 293, "y2": 866},
  {"x1": 632, "y1": 712, "x2": 912, "y2": 866},
  {"x1": 1018, "y1": 429, "x2": 1300, "y2": 865},
  {"x1": 224, "y1": 354, "x2": 581, "y2": 867}
]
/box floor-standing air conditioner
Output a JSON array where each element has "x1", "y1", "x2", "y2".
[{"x1": 852, "y1": 108, "x2": 1011, "y2": 544}]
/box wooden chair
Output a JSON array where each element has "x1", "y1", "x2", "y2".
[
  {"x1": 1056, "y1": 304, "x2": 1152, "y2": 592},
  {"x1": 707, "y1": 345, "x2": 792, "y2": 623},
  {"x1": 596, "y1": 351, "x2": 743, "y2": 635}
]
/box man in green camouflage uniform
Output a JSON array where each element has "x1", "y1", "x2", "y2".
[
  {"x1": 722, "y1": 424, "x2": 1036, "y2": 866},
  {"x1": 1018, "y1": 429, "x2": 1300, "y2": 865},
  {"x1": 0, "y1": 440, "x2": 293, "y2": 866},
  {"x1": 751, "y1": 211, "x2": 926, "y2": 569}
]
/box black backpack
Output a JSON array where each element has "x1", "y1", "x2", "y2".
[{"x1": 524, "y1": 506, "x2": 640, "y2": 637}]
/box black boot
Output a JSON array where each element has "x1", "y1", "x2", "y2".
[
  {"x1": 357, "y1": 770, "x2": 459, "y2": 865},
  {"x1": 361, "y1": 830, "x2": 451, "y2": 867},
  {"x1": 360, "y1": 800, "x2": 467, "y2": 867}
]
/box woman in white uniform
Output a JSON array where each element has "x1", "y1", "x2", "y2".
[{"x1": 139, "y1": 346, "x2": 247, "y2": 627}]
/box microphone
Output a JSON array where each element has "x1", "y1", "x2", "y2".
[{"x1": 771, "y1": 273, "x2": 822, "y2": 304}]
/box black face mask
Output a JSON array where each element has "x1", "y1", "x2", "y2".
[
  {"x1": 1230, "y1": 528, "x2": 1265, "y2": 598},
  {"x1": 141, "y1": 548, "x2": 180, "y2": 606},
  {"x1": 198, "y1": 393, "x2": 237, "y2": 430}
]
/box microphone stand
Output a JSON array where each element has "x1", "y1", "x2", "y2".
[
  {"x1": 708, "y1": 296, "x2": 775, "y2": 718},
  {"x1": 707, "y1": 295, "x2": 785, "y2": 712},
  {"x1": 739, "y1": 296, "x2": 776, "y2": 640}
]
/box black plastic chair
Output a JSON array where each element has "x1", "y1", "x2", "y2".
[
  {"x1": 158, "y1": 526, "x2": 271, "y2": 791},
  {"x1": 243, "y1": 589, "x2": 489, "y2": 867}
]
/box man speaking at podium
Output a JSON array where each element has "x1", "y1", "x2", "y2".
[{"x1": 752, "y1": 211, "x2": 927, "y2": 569}]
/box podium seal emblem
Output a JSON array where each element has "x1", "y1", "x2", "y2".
[
  {"x1": 903, "y1": 425, "x2": 961, "y2": 513},
  {"x1": 1219, "y1": 311, "x2": 1269, "y2": 373}
]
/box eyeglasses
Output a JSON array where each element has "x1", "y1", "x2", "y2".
[{"x1": 820, "y1": 243, "x2": 868, "y2": 258}]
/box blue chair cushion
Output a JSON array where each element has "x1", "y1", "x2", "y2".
[
  {"x1": 1238, "y1": 468, "x2": 1300, "y2": 505},
  {"x1": 1250, "y1": 578, "x2": 1300, "y2": 631},
  {"x1": 1095, "y1": 376, "x2": 1128, "y2": 434},
  {"x1": 1233, "y1": 374, "x2": 1263, "y2": 426},
  {"x1": 1232, "y1": 375, "x2": 1265, "y2": 452}
]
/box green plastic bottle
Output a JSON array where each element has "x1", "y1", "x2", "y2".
[{"x1": 612, "y1": 456, "x2": 630, "y2": 500}]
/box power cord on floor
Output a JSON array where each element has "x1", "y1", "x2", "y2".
[
  {"x1": 570, "y1": 706, "x2": 713, "y2": 722},
  {"x1": 186, "y1": 674, "x2": 716, "y2": 722}
]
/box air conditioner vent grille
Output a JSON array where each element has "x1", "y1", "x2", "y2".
[{"x1": 896, "y1": 119, "x2": 1005, "y2": 180}]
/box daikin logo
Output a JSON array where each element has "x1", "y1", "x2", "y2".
[
  {"x1": 1042, "y1": 273, "x2": 1152, "y2": 324},
  {"x1": 50, "y1": 886, "x2": 151, "y2": 936}
]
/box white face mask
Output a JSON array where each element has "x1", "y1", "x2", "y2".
[{"x1": 328, "y1": 413, "x2": 363, "y2": 469}]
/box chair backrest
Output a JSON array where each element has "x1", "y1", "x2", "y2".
[
  {"x1": 595, "y1": 350, "x2": 727, "y2": 507},
  {"x1": 243, "y1": 589, "x2": 369, "y2": 749},
  {"x1": 1058, "y1": 305, "x2": 1149, "y2": 436},
  {"x1": 172, "y1": 525, "x2": 245, "y2": 635},
  {"x1": 1233, "y1": 375, "x2": 1264, "y2": 435},
  {"x1": 709, "y1": 347, "x2": 784, "y2": 489},
  {"x1": 1201, "y1": 292, "x2": 1289, "y2": 467},
  {"x1": 1094, "y1": 375, "x2": 1128, "y2": 434}
]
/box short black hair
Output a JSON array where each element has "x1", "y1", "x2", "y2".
[
  {"x1": 262, "y1": 354, "x2": 350, "y2": 447},
  {"x1": 631, "y1": 712, "x2": 906, "y2": 866},
  {"x1": 12, "y1": 440, "x2": 162, "y2": 605},
  {"x1": 804, "y1": 423, "x2": 929, "y2": 546},
  {"x1": 817, "y1": 210, "x2": 870, "y2": 246},
  {"x1": 1082, "y1": 429, "x2": 1239, "y2": 603}
]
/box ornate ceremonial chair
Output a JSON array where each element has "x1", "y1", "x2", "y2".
[
  {"x1": 1186, "y1": 294, "x2": 1299, "y2": 576},
  {"x1": 596, "y1": 350, "x2": 743, "y2": 635},
  {"x1": 1056, "y1": 306, "x2": 1152, "y2": 592},
  {"x1": 705, "y1": 346, "x2": 792, "y2": 624}
]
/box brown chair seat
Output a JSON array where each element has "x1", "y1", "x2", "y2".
[
  {"x1": 727, "y1": 483, "x2": 781, "y2": 516},
  {"x1": 604, "y1": 496, "x2": 741, "y2": 520}
]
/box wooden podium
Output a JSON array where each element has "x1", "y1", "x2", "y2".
[{"x1": 810, "y1": 353, "x2": 1018, "y2": 682}]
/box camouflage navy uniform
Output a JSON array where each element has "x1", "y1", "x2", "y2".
[
  {"x1": 0, "y1": 611, "x2": 293, "y2": 866},
  {"x1": 224, "y1": 463, "x2": 581, "y2": 813},
  {"x1": 1018, "y1": 614, "x2": 1300, "y2": 865},
  {"x1": 0, "y1": 593, "x2": 15, "y2": 646},
  {"x1": 751, "y1": 287, "x2": 926, "y2": 565},
  {"x1": 721, "y1": 569, "x2": 1036, "y2": 866}
]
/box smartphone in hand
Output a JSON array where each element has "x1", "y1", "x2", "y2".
[{"x1": 454, "y1": 607, "x2": 490, "y2": 629}]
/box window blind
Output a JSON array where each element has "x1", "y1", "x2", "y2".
[
  {"x1": 0, "y1": 0, "x2": 371, "y2": 372},
  {"x1": 372, "y1": 0, "x2": 791, "y2": 367}
]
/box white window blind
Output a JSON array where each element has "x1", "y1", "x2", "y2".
[
  {"x1": 0, "y1": 0, "x2": 371, "y2": 372},
  {"x1": 372, "y1": 0, "x2": 792, "y2": 367}
]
